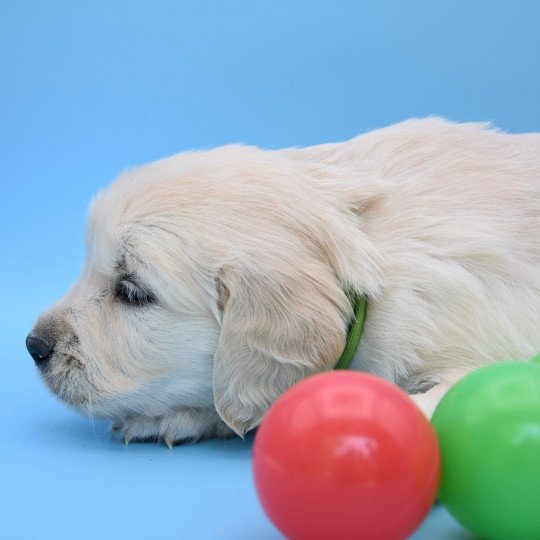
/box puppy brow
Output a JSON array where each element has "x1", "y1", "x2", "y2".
[
  {"x1": 112, "y1": 253, "x2": 153, "y2": 293},
  {"x1": 114, "y1": 255, "x2": 141, "y2": 282},
  {"x1": 114, "y1": 243, "x2": 145, "y2": 274},
  {"x1": 114, "y1": 256, "x2": 129, "y2": 274}
]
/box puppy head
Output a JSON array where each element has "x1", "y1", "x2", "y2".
[{"x1": 27, "y1": 146, "x2": 381, "y2": 436}]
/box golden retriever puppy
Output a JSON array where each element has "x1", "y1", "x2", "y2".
[{"x1": 26, "y1": 118, "x2": 540, "y2": 446}]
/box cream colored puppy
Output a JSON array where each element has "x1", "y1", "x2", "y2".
[{"x1": 26, "y1": 118, "x2": 540, "y2": 446}]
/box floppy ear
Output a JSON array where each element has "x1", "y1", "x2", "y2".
[{"x1": 213, "y1": 260, "x2": 351, "y2": 436}]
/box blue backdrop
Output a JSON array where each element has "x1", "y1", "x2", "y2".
[{"x1": 2, "y1": 1, "x2": 538, "y2": 538}]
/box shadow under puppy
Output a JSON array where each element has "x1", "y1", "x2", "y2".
[{"x1": 26, "y1": 118, "x2": 540, "y2": 447}]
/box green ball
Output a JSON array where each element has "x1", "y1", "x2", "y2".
[{"x1": 432, "y1": 361, "x2": 540, "y2": 540}]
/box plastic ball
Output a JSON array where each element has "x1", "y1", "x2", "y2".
[
  {"x1": 432, "y1": 361, "x2": 540, "y2": 540},
  {"x1": 252, "y1": 371, "x2": 440, "y2": 540}
]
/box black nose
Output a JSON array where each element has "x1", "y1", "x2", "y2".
[{"x1": 26, "y1": 333, "x2": 55, "y2": 367}]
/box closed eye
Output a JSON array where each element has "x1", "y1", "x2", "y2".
[{"x1": 114, "y1": 277, "x2": 156, "y2": 307}]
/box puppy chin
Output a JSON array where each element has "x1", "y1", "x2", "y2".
[
  {"x1": 40, "y1": 367, "x2": 169, "y2": 421},
  {"x1": 38, "y1": 358, "x2": 102, "y2": 414}
]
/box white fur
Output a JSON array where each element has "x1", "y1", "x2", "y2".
[{"x1": 30, "y1": 118, "x2": 540, "y2": 444}]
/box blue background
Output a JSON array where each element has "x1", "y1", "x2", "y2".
[{"x1": 2, "y1": 1, "x2": 538, "y2": 538}]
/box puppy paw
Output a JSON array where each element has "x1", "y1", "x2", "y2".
[
  {"x1": 408, "y1": 381, "x2": 451, "y2": 419},
  {"x1": 112, "y1": 407, "x2": 235, "y2": 448},
  {"x1": 114, "y1": 415, "x2": 163, "y2": 445}
]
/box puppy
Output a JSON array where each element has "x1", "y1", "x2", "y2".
[{"x1": 26, "y1": 118, "x2": 540, "y2": 447}]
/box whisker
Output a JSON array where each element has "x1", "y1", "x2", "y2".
[{"x1": 87, "y1": 394, "x2": 98, "y2": 439}]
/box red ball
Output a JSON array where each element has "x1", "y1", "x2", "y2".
[{"x1": 252, "y1": 371, "x2": 440, "y2": 540}]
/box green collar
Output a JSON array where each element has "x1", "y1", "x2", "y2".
[{"x1": 334, "y1": 292, "x2": 367, "y2": 370}]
